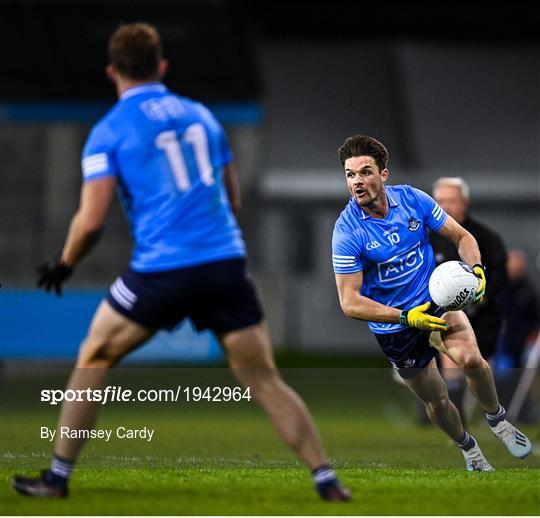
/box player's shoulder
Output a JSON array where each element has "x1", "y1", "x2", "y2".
[
  {"x1": 334, "y1": 198, "x2": 356, "y2": 228},
  {"x1": 167, "y1": 93, "x2": 211, "y2": 117},
  {"x1": 333, "y1": 199, "x2": 368, "y2": 242},
  {"x1": 188, "y1": 98, "x2": 222, "y2": 128},
  {"x1": 388, "y1": 184, "x2": 424, "y2": 199},
  {"x1": 391, "y1": 184, "x2": 435, "y2": 208},
  {"x1": 387, "y1": 184, "x2": 412, "y2": 194},
  {"x1": 84, "y1": 103, "x2": 124, "y2": 149},
  {"x1": 168, "y1": 95, "x2": 224, "y2": 136}
]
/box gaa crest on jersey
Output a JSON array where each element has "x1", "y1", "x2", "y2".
[{"x1": 408, "y1": 217, "x2": 420, "y2": 231}]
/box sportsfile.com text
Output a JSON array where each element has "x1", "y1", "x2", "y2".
[{"x1": 41, "y1": 385, "x2": 252, "y2": 405}]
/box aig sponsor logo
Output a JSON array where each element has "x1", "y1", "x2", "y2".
[{"x1": 377, "y1": 242, "x2": 424, "y2": 283}]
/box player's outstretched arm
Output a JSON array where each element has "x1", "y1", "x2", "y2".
[
  {"x1": 336, "y1": 272, "x2": 398, "y2": 323},
  {"x1": 335, "y1": 273, "x2": 448, "y2": 331},
  {"x1": 61, "y1": 177, "x2": 117, "y2": 267},
  {"x1": 37, "y1": 177, "x2": 116, "y2": 296},
  {"x1": 435, "y1": 216, "x2": 486, "y2": 303},
  {"x1": 435, "y1": 215, "x2": 481, "y2": 270},
  {"x1": 336, "y1": 271, "x2": 397, "y2": 322}
]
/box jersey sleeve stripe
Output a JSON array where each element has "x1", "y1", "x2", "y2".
[
  {"x1": 82, "y1": 153, "x2": 108, "y2": 166},
  {"x1": 82, "y1": 156, "x2": 107, "y2": 166},
  {"x1": 433, "y1": 206, "x2": 443, "y2": 220},
  {"x1": 83, "y1": 160, "x2": 108, "y2": 170},
  {"x1": 82, "y1": 154, "x2": 109, "y2": 175},
  {"x1": 332, "y1": 254, "x2": 355, "y2": 259},
  {"x1": 83, "y1": 169, "x2": 110, "y2": 180},
  {"x1": 83, "y1": 163, "x2": 108, "y2": 174},
  {"x1": 83, "y1": 158, "x2": 107, "y2": 168},
  {"x1": 83, "y1": 171, "x2": 115, "y2": 182},
  {"x1": 333, "y1": 264, "x2": 362, "y2": 274},
  {"x1": 332, "y1": 257, "x2": 356, "y2": 263},
  {"x1": 83, "y1": 153, "x2": 106, "y2": 162}
]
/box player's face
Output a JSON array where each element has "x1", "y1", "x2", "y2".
[
  {"x1": 344, "y1": 156, "x2": 388, "y2": 206},
  {"x1": 433, "y1": 185, "x2": 468, "y2": 223}
]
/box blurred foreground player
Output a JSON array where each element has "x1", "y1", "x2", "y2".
[
  {"x1": 332, "y1": 135, "x2": 531, "y2": 471},
  {"x1": 12, "y1": 23, "x2": 350, "y2": 501},
  {"x1": 429, "y1": 177, "x2": 508, "y2": 423}
]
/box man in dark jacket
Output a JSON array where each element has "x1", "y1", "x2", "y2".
[{"x1": 429, "y1": 177, "x2": 508, "y2": 422}]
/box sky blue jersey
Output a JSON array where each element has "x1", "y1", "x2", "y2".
[
  {"x1": 332, "y1": 185, "x2": 448, "y2": 334},
  {"x1": 81, "y1": 83, "x2": 246, "y2": 272}
]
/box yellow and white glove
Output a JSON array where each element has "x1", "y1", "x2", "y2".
[
  {"x1": 399, "y1": 302, "x2": 448, "y2": 332},
  {"x1": 472, "y1": 263, "x2": 486, "y2": 304}
]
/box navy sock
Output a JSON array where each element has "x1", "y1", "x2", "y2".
[
  {"x1": 312, "y1": 464, "x2": 339, "y2": 492},
  {"x1": 44, "y1": 455, "x2": 73, "y2": 487},
  {"x1": 486, "y1": 405, "x2": 506, "y2": 427},
  {"x1": 456, "y1": 431, "x2": 476, "y2": 452}
]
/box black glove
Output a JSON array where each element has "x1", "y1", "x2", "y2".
[{"x1": 36, "y1": 255, "x2": 73, "y2": 296}]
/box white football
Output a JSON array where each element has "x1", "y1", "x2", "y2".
[{"x1": 429, "y1": 261, "x2": 479, "y2": 311}]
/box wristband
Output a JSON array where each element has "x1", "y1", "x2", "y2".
[{"x1": 399, "y1": 310, "x2": 408, "y2": 326}]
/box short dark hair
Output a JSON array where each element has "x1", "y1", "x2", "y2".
[
  {"x1": 338, "y1": 135, "x2": 389, "y2": 171},
  {"x1": 108, "y1": 22, "x2": 163, "y2": 80}
]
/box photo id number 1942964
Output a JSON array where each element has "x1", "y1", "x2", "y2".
[{"x1": 182, "y1": 386, "x2": 251, "y2": 402}]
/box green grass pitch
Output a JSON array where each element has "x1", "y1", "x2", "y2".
[{"x1": 1, "y1": 366, "x2": 539, "y2": 515}]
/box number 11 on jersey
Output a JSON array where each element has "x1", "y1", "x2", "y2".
[{"x1": 155, "y1": 123, "x2": 214, "y2": 192}]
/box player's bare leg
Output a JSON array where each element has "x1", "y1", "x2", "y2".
[
  {"x1": 55, "y1": 301, "x2": 155, "y2": 459},
  {"x1": 403, "y1": 357, "x2": 493, "y2": 470},
  {"x1": 439, "y1": 311, "x2": 499, "y2": 413},
  {"x1": 219, "y1": 322, "x2": 325, "y2": 467},
  {"x1": 439, "y1": 310, "x2": 532, "y2": 458},
  {"x1": 438, "y1": 349, "x2": 468, "y2": 422},
  {"x1": 12, "y1": 301, "x2": 155, "y2": 497},
  {"x1": 403, "y1": 358, "x2": 464, "y2": 441},
  {"x1": 218, "y1": 321, "x2": 351, "y2": 501}
]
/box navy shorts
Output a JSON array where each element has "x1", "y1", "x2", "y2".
[
  {"x1": 374, "y1": 304, "x2": 445, "y2": 379},
  {"x1": 106, "y1": 258, "x2": 264, "y2": 334}
]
